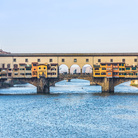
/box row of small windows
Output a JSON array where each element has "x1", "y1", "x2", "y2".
[
  {"x1": 13, "y1": 58, "x2": 90, "y2": 63},
  {"x1": 95, "y1": 72, "x2": 138, "y2": 76},
  {"x1": 62, "y1": 59, "x2": 89, "y2": 62},
  {"x1": 14, "y1": 73, "x2": 32, "y2": 76},
  {"x1": 98, "y1": 59, "x2": 138, "y2": 62},
  {"x1": 13, "y1": 59, "x2": 53, "y2": 62},
  {"x1": 11, "y1": 58, "x2": 138, "y2": 63}
]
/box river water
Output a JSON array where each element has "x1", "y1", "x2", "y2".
[{"x1": 0, "y1": 79, "x2": 138, "y2": 138}]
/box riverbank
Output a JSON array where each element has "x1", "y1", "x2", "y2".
[{"x1": 130, "y1": 84, "x2": 138, "y2": 88}]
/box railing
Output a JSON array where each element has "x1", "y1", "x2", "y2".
[{"x1": 59, "y1": 73, "x2": 93, "y2": 79}]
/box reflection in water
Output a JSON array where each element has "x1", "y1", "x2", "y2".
[{"x1": 0, "y1": 79, "x2": 138, "y2": 137}]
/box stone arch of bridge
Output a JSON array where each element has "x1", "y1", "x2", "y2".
[
  {"x1": 82, "y1": 64, "x2": 93, "y2": 74},
  {"x1": 13, "y1": 78, "x2": 38, "y2": 87},
  {"x1": 69, "y1": 64, "x2": 81, "y2": 74},
  {"x1": 113, "y1": 78, "x2": 134, "y2": 87}
]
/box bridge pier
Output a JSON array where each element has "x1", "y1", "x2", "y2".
[
  {"x1": 37, "y1": 78, "x2": 50, "y2": 94},
  {"x1": 67, "y1": 79, "x2": 71, "y2": 82},
  {"x1": 102, "y1": 78, "x2": 114, "y2": 93},
  {"x1": 68, "y1": 69, "x2": 70, "y2": 74}
]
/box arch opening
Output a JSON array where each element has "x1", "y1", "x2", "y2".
[
  {"x1": 82, "y1": 64, "x2": 92, "y2": 74},
  {"x1": 59, "y1": 64, "x2": 69, "y2": 74},
  {"x1": 70, "y1": 64, "x2": 81, "y2": 74}
]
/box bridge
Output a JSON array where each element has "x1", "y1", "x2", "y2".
[
  {"x1": 0, "y1": 53, "x2": 138, "y2": 94},
  {"x1": 2, "y1": 73, "x2": 136, "y2": 94}
]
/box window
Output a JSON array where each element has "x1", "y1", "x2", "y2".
[
  {"x1": 26, "y1": 68, "x2": 31, "y2": 70},
  {"x1": 2, "y1": 64, "x2": 5, "y2": 69},
  {"x1": 113, "y1": 72, "x2": 118, "y2": 75},
  {"x1": 122, "y1": 59, "x2": 125, "y2": 62},
  {"x1": 102, "y1": 68, "x2": 106, "y2": 70},
  {"x1": 101, "y1": 73, "x2": 106, "y2": 75},
  {"x1": 39, "y1": 67, "x2": 41, "y2": 69},
  {"x1": 14, "y1": 69, "x2": 18, "y2": 71},
  {"x1": 13, "y1": 58, "x2": 16, "y2": 62},
  {"x1": 14, "y1": 64, "x2": 18, "y2": 68},
  {"x1": 108, "y1": 64, "x2": 111, "y2": 66},
  {"x1": 114, "y1": 64, "x2": 117, "y2": 66},
  {"x1": 49, "y1": 59, "x2": 53, "y2": 62},
  {"x1": 98, "y1": 59, "x2": 101, "y2": 62},
  {"x1": 119, "y1": 63, "x2": 121, "y2": 66},
  {"x1": 20, "y1": 68, "x2": 25, "y2": 70},
  {"x1": 95, "y1": 73, "x2": 100, "y2": 75},
  {"x1": 95, "y1": 68, "x2": 99, "y2": 70},
  {"x1": 20, "y1": 73, "x2": 24, "y2": 75},
  {"x1": 126, "y1": 67, "x2": 130, "y2": 70},
  {"x1": 74, "y1": 59, "x2": 77, "y2": 62},
  {"x1": 134, "y1": 59, "x2": 137, "y2": 62},
  {"x1": 62, "y1": 59, "x2": 65, "y2": 62},
  {"x1": 86, "y1": 59, "x2": 89, "y2": 62},
  {"x1": 38, "y1": 59, "x2": 40, "y2": 62},
  {"x1": 44, "y1": 67, "x2": 46, "y2": 69},
  {"x1": 26, "y1": 73, "x2": 31, "y2": 75},
  {"x1": 8, "y1": 73, "x2": 12, "y2": 76},
  {"x1": 110, "y1": 59, "x2": 113, "y2": 62},
  {"x1": 14, "y1": 73, "x2": 18, "y2": 75},
  {"x1": 114, "y1": 68, "x2": 118, "y2": 70},
  {"x1": 132, "y1": 67, "x2": 136, "y2": 70},
  {"x1": 108, "y1": 73, "x2": 111, "y2": 75},
  {"x1": 101, "y1": 64, "x2": 106, "y2": 66},
  {"x1": 25, "y1": 59, "x2": 28, "y2": 62},
  {"x1": 7, "y1": 64, "x2": 10, "y2": 69},
  {"x1": 33, "y1": 64, "x2": 37, "y2": 66}
]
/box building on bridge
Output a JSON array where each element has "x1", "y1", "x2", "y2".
[{"x1": 93, "y1": 62, "x2": 138, "y2": 78}]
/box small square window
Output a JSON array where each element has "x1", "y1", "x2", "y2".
[
  {"x1": 49, "y1": 59, "x2": 53, "y2": 62},
  {"x1": 74, "y1": 59, "x2": 77, "y2": 62},
  {"x1": 38, "y1": 59, "x2": 40, "y2": 62},
  {"x1": 86, "y1": 59, "x2": 89, "y2": 62},
  {"x1": 98, "y1": 59, "x2": 101, "y2": 62},
  {"x1": 134, "y1": 59, "x2": 137, "y2": 62},
  {"x1": 13, "y1": 58, "x2": 16, "y2": 62},
  {"x1": 122, "y1": 59, "x2": 125, "y2": 62},
  {"x1": 25, "y1": 59, "x2": 28, "y2": 62},
  {"x1": 110, "y1": 59, "x2": 113, "y2": 62},
  {"x1": 62, "y1": 59, "x2": 65, "y2": 62}
]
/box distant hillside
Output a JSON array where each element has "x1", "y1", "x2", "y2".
[{"x1": 0, "y1": 49, "x2": 11, "y2": 54}]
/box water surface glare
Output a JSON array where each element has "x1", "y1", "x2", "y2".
[{"x1": 0, "y1": 79, "x2": 138, "y2": 137}]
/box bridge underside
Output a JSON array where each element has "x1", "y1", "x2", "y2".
[{"x1": 10, "y1": 75, "x2": 138, "y2": 94}]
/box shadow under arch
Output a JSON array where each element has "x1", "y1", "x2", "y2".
[
  {"x1": 70, "y1": 64, "x2": 81, "y2": 74},
  {"x1": 82, "y1": 64, "x2": 92, "y2": 74}
]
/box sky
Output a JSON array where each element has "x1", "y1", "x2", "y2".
[{"x1": 0, "y1": 0, "x2": 138, "y2": 53}]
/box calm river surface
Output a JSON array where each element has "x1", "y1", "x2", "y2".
[{"x1": 0, "y1": 79, "x2": 138, "y2": 138}]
